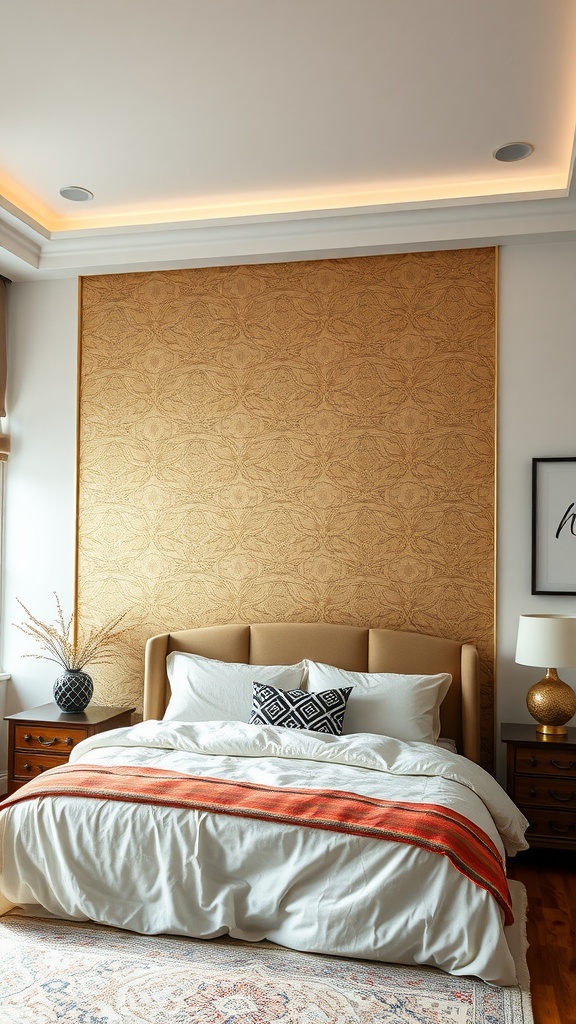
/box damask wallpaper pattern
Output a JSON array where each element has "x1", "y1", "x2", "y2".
[{"x1": 77, "y1": 249, "x2": 496, "y2": 766}]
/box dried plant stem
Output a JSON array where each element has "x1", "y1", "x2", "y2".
[{"x1": 14, "y1": 594, "x2": 128, "y2": 671}]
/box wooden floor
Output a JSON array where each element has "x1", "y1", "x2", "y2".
[{"x1": 507, "y1": 847, "x2": 576, "y2": 1024}]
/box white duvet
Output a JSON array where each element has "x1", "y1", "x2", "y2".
[{"x1": 0, "y1": 720, "x2": 529, "y2": 985}]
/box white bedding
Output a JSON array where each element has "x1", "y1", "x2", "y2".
[{"x1": 0, "y1": 720, "x2": 529, "y2": 985}]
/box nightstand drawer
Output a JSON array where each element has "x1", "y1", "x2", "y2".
[
  {"x1": 503, "y1": 723, "x2": 576, "y2": 850},
  {"x1": 514, "y1": 746, "x2": 576, "y2": 778},
  {"x1": 13, "y1": 751, "x2": 70, "y2": 780},
  {"x1": 5, "y1": 703, "x2": 135, "y2": 797},
  {"x1": 14, "y1": 724, "x2": 84, "y2": 753},
  {"x1": 514, "y1": 776, "x2": 576, "y2": 807},
  {"x1": 521, "y1": 807, "x2": 576, "y2": 844}
]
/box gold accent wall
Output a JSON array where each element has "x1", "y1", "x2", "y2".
[{"x1": 78, "y1": 249, "x2": 496, "y2": 767}]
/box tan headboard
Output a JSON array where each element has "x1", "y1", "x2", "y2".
[{"x1": 143, "y1": 623, "x2": 481, "y2": 762}]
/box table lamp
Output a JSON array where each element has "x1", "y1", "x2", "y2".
[{"x1": 515, "y1": 613, "x2": 576, "y2": 735}]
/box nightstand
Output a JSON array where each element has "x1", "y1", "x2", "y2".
[
  {"x1": 4, "y1": 703, "x2": 135, "y2": 795},
  {"x1": 501, "y1": 722, "x2": 576, "y2": 850}
]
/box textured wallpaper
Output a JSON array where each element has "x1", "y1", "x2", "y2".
[{"x1": 77, "y1": 250, "x2": 496, "y2": 767}]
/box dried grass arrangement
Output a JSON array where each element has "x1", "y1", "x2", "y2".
[{"x1": 15, "y1": 594, "x2": 128, "y2": 671}]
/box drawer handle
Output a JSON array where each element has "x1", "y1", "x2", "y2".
[
  {"x1": 529, "y1": 756, "x2": 537, "y2": 767},
  {"x1": 550, "y1": 759, "x2": 576, "y2": 770},
  {"x1": 23, "y1": 734, "x2": 74, "y2": 746},
  {"x1": 549, "y1": 821, "x2": 573, "y2": 834},
  {"x1": 549, "y1": 789, "x2": 575, "y2": 802},
  {"x1": 23, "y1": 763, "x2": 45, "y2": 773},
  {"x1": 23, "y1": 762, "x2": 32, "y2": 772}
]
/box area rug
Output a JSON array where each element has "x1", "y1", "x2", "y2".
[{"x1": 0, "y1": 880, "x2": 532, "y2": 1024}]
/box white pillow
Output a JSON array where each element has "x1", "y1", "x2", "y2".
[
  {"x1": 306, "y1": 661, "x2": 451, "y2": 744},
  {"x1": 164, "y1": 652, "x2": 308, "y2": 723}
]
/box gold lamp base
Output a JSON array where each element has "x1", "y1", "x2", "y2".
[
  {"x1": 535, "y1": 723, "x2": 570, "y2": 736},
  {"x1": 526, "y1": 668, "x2": 576, "y2": 736}
]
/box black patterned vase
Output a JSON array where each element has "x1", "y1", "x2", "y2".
[{"x1": 53, "y1": 669, "x2": 93, "y2": 713}]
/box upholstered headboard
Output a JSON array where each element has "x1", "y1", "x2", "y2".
[{"x1": 143, "y1": 623, "x2": 481, "y2": 762}]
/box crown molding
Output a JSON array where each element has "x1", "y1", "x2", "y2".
[
  {"x1": 2, "y1": 188, "x2": 576, "y2": 282},
  {"x1": 0, "y1": 216, "x2": 42, "y2": 277}
]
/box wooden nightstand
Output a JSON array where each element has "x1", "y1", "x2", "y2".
[
  {"x1": 4, "y1": 703, "x2": 135, "y2": 795},
  {"x1": 501, "y1": 722, "x2": 576, "y2": 850}
]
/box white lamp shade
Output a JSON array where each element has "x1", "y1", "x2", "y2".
[{"x1": 515, "y1": 614, "x2": 576, "y2": 668}]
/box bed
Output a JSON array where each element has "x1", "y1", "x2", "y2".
[{"x1": 0, "y1": 622, "x2": 529, "y2": 986}]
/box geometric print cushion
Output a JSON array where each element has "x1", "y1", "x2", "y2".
[{"x1": 249, "y1": 681, "x2": 353, "y2": 736}]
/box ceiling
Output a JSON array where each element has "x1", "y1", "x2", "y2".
[{"x1": 2, "y1": 0, "x2": 576, "y2": 281}]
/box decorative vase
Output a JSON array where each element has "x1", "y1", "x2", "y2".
[{"x1": 53, "y1": 669, "x2": 94, "y2": 713}]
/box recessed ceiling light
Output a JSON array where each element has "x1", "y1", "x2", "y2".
[
  {"x1": 59, "y1": 185, "x2": 94, "y2": 202},
  {"x1": 493, "y1": 142, "x2": 534, "y2": 163}
]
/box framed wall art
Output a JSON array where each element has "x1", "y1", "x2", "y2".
[{"x1": 532, "y1": 457, "x2": 576, "y2": 595}]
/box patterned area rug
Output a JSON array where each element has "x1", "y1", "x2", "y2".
[{"x1": 0, "y1": 880, "x2": 532, "y2": 1024}]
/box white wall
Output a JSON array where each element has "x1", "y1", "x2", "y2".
[
  {"x1": 3, "y1": 244, "x2": 576, "y2": 783},
  {"x1": 496, "y1": 241, "x2": 576, "y2": 780},
  {"x1": 2, "y1": 278, "x2": 78, "y2": 740}
]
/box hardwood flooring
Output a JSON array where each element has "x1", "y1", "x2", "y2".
[{"x1": 507, "y1": 847, "x2": 576, "y2": 1024}]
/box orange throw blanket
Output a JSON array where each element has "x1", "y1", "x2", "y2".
[{"x1": 1, "y1": 762, "x2": 513, "y2": 924}]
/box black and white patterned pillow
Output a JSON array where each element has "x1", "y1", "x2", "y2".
[{"x1": 249, "y1": 681, "x2": 353, "y2": 736}]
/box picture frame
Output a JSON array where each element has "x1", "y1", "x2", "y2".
[{"x1": 532, "y1": 457, "x2": 576, "y2": 595}]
